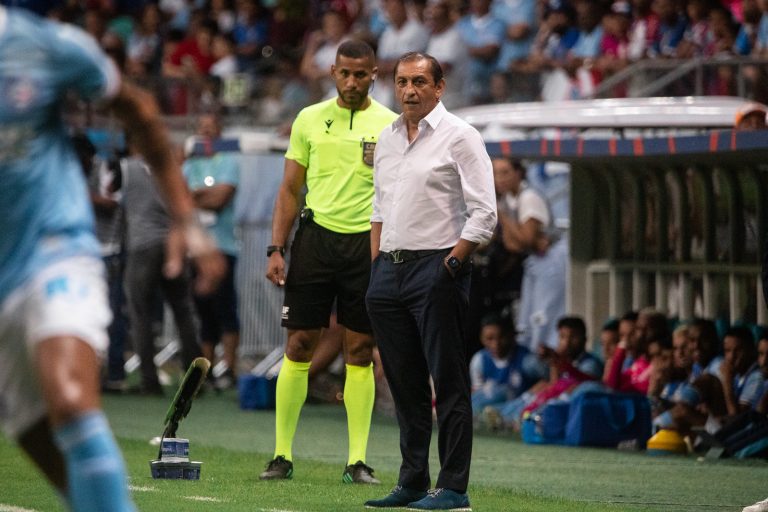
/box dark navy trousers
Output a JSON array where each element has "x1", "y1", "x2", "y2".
[{"x1": 366, "y1": 250, "x2": 473, "y2": 493}]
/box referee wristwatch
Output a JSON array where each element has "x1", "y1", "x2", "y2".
[
  {"x1": 445, "y1": 255, "x2": 462, "y2": 275},
  {"x1": 267, "y1": 245, "x2": 285, "y2": 257}
]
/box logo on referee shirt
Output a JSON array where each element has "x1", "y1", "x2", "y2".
[
  {"x1": 362, "y1": 141, "x2": 376, "y2": 166},
  {"x1": 282, "y1": 306, "x2": 290, "y2": 320}
]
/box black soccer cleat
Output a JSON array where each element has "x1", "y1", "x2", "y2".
[
  {"x1": 259, "y1": 455, "x2": 294, "y2": 480},
  {"x1": 343, "y1": 460, "x2": 380, "y2": 484}
]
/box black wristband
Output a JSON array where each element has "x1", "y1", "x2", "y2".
[{"x1": 267, "y1": 245, "x2": 285, "y2": 257}]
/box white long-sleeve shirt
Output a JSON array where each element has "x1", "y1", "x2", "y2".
[{"x1": 372, "y1": 101, "x2": 497, "y2": 252}]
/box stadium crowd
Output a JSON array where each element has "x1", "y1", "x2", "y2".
[{"x1": 12, "y1": 0, "x2": 768, "y2": 120}]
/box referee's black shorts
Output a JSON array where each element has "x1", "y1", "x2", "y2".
[{"x1": 282, "y1": 219, "x2": 372, "y2": 334}]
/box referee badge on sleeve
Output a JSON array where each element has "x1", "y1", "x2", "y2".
[{"x1": 362, "y1": 141, "x2": 376, "y2": 167}]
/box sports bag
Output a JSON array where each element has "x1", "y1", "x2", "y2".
[{"x1": 564, "y1": 391, "x2": 652, "y2": 448}]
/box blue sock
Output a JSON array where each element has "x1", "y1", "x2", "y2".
[{"x1": 53, "y1": 411, "x2": 136, "y2": 512}]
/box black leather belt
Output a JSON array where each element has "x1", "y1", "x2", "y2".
[{"x1": 380, "y1": 249, "x2": 443, "y2": 264}]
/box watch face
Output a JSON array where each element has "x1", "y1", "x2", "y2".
[{"x1": 448, "y1": 257, "x2": 461, "y2": 269}]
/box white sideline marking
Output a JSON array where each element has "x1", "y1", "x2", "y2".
[
  {"x1": 184, "y1": 496, "x2": 223, "y2": 503},
  {"x1": 0, "y1": 505, "x2": 38, "y2": 512},
  {"x1": 128, "y1": 485, "x2": 156, "y2": 492},
  {"x1": 254, "y1": 509, "x2": 299, "y2": 512}
]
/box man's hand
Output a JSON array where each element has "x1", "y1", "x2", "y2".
[
  {"x1": 538, "y1": 345, "x2": 564, "y2": 367},
  {"x1": 266, "y1": 253, "x2": 286, "y2": 287},
  {"x1": 164, "y1": 220, "x2": 226, "y2": 295}
]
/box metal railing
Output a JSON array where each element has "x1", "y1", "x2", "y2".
[{"x1": 590, "y1": 56, "x2": 768, "y2": 100}]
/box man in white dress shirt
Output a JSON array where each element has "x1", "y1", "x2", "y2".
[{"x1": 364, "y1": 52, "x2": 497, "y2": 511}]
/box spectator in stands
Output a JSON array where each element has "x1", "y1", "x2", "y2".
[
  {"x1": 650, "y1": 323, "x2": 693, "y2": 418},
  {"x1": 488, "y1": 71, "x2": 514, "y2": 103},
  {"x1": 735, "y1": 0, "x2": 762, "y2": 54},
  {"x1": 183, "y1": 112, "x2": 241, "y2": 389},
  {"x1": 567, "y1": 0, "x2": 606, "y2": 77},
  {"x1": 721, "y1": 326, "x2": 764, "y2": 416},
  {"x1": 707, "y1": 4, "x2": 743, "y2": 95},
  {"x1": 672, "y1": 323, "x2": 696, "y2": 378},
  {"x1": 211, "y1": 31, "x2": 240, "y2": 78},
  {"x1": 524, "y1": 0, "x2": 580, "y2": 100},
  {"x1": 532, "y1": 0, "x2": 580, "y2": 68},
  {"x1": 649, "y1": 0, "x2": 687, "y2": 57},
  {"x1": 165, "y1": 15, "x2": 216, "y2": 77},
  {"x1": 599, "y1": 318, "x2": 620, "y2": 379},
  {"x1": 425, "y1": 0, "x2": 468, "y2": 109},
  {"x1": 127, "y1": 2, "x2": 165, "y2": 76},
  {"x1": 300, "y1": 9, "x2": 351, "y2": 101},
  {"x1": 209, "y1": 0, "x2": 237, "y2": 34},
  {"x1": 163, "y1": 17, "x2": 216, "y2": 114},
  {"x1": 469, "y1": 314, "x2": 547, "y2": 417},
  {"x1": 374, "y1": 0, "x2": 430, "y2": 107},
  {"x1": 690, "y1": 317, "x2": 723, "y2": 379},
  {"x1": 710, "y1": 5, "x2": 740, "y2": 55},
  {"x1": 595, "y1": 0, "x2": 633, "y2": 94},
  {"x1": 618, "y1": 310, "x2": 639, "y2": 347},
  {"x1": 494, "y1": 0, "x2": 538, "y2": 100},
  {"x1": 604, "y1": 308, "x2": 668, "y2": 395},
  {"x1": 628, "y1": 0, "x2": 659, "y2": 60},
  {"x1": 121, "y1": 135, "x2": 203, "y2": 396},
  {"x1": 164, "y1": 0, "x2": 197, "y2": 32},
  {"x1": 676, "y1": 0, "x2": 713, "y2": 58},
  {"x1": 493, "y1": 157, "x2": 567, "y2": 351},
  {"x1": 455, "y1": 0, "x2": 506, "y2": 104},
  {"x1": 268, "y1": 0, "x2": 308, "y2": 54},
  {"x1": 232, "y1": 0, "x2": 271, "y2": 71}
]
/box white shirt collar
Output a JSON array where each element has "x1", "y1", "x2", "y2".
[
  {"x1": 392, "y1": 101, "x2": 446, "y2": 133},
  {"x1": 422, "y1": 101, "x2": 446, "y2": 130}
]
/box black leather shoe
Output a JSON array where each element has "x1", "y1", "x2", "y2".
[{"x1": 365, "y1": 486, "x2": 428, "y2": 508}]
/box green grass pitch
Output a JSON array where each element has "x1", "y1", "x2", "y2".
[{"x1": 0, "y1": 391, "x2": 766, "y2": 511}]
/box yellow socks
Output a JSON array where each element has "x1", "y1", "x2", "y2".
[
  {"x1": 344, "y1": 363, "x2": 375, "y2": 465},
  {"x1": 273, "y1": 356, "x2": 310, "y2": 461},
  {"x1": 273, "y1": 357, "x2": 374, "y2": 466}
]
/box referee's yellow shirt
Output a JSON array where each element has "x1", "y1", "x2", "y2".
[{"x1": 286, "y1": 97, "x2": 398, "y2": 234}]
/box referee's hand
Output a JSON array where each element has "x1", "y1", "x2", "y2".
[{"x1": 266, "y1": 253, "x2": 286, "y2": 286}]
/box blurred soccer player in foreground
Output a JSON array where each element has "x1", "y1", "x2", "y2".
[{"x1": 0, "y1": 6, "x2": 224, "y2": 511}]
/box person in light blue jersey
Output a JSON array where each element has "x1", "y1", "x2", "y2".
[
  {"x1": 493, "y1": 0, "x2": 537, "y2": 71},
  {"x1": 0, "y1": 6, "x2": 225, "y2": 511},
  {"x1": 455, "y1": 0, "x2": 506, "y2": 104}
]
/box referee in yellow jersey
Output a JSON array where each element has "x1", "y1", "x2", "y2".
[{"x1": 261, "y1": 39, "x2": 397, "y2": 484}]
